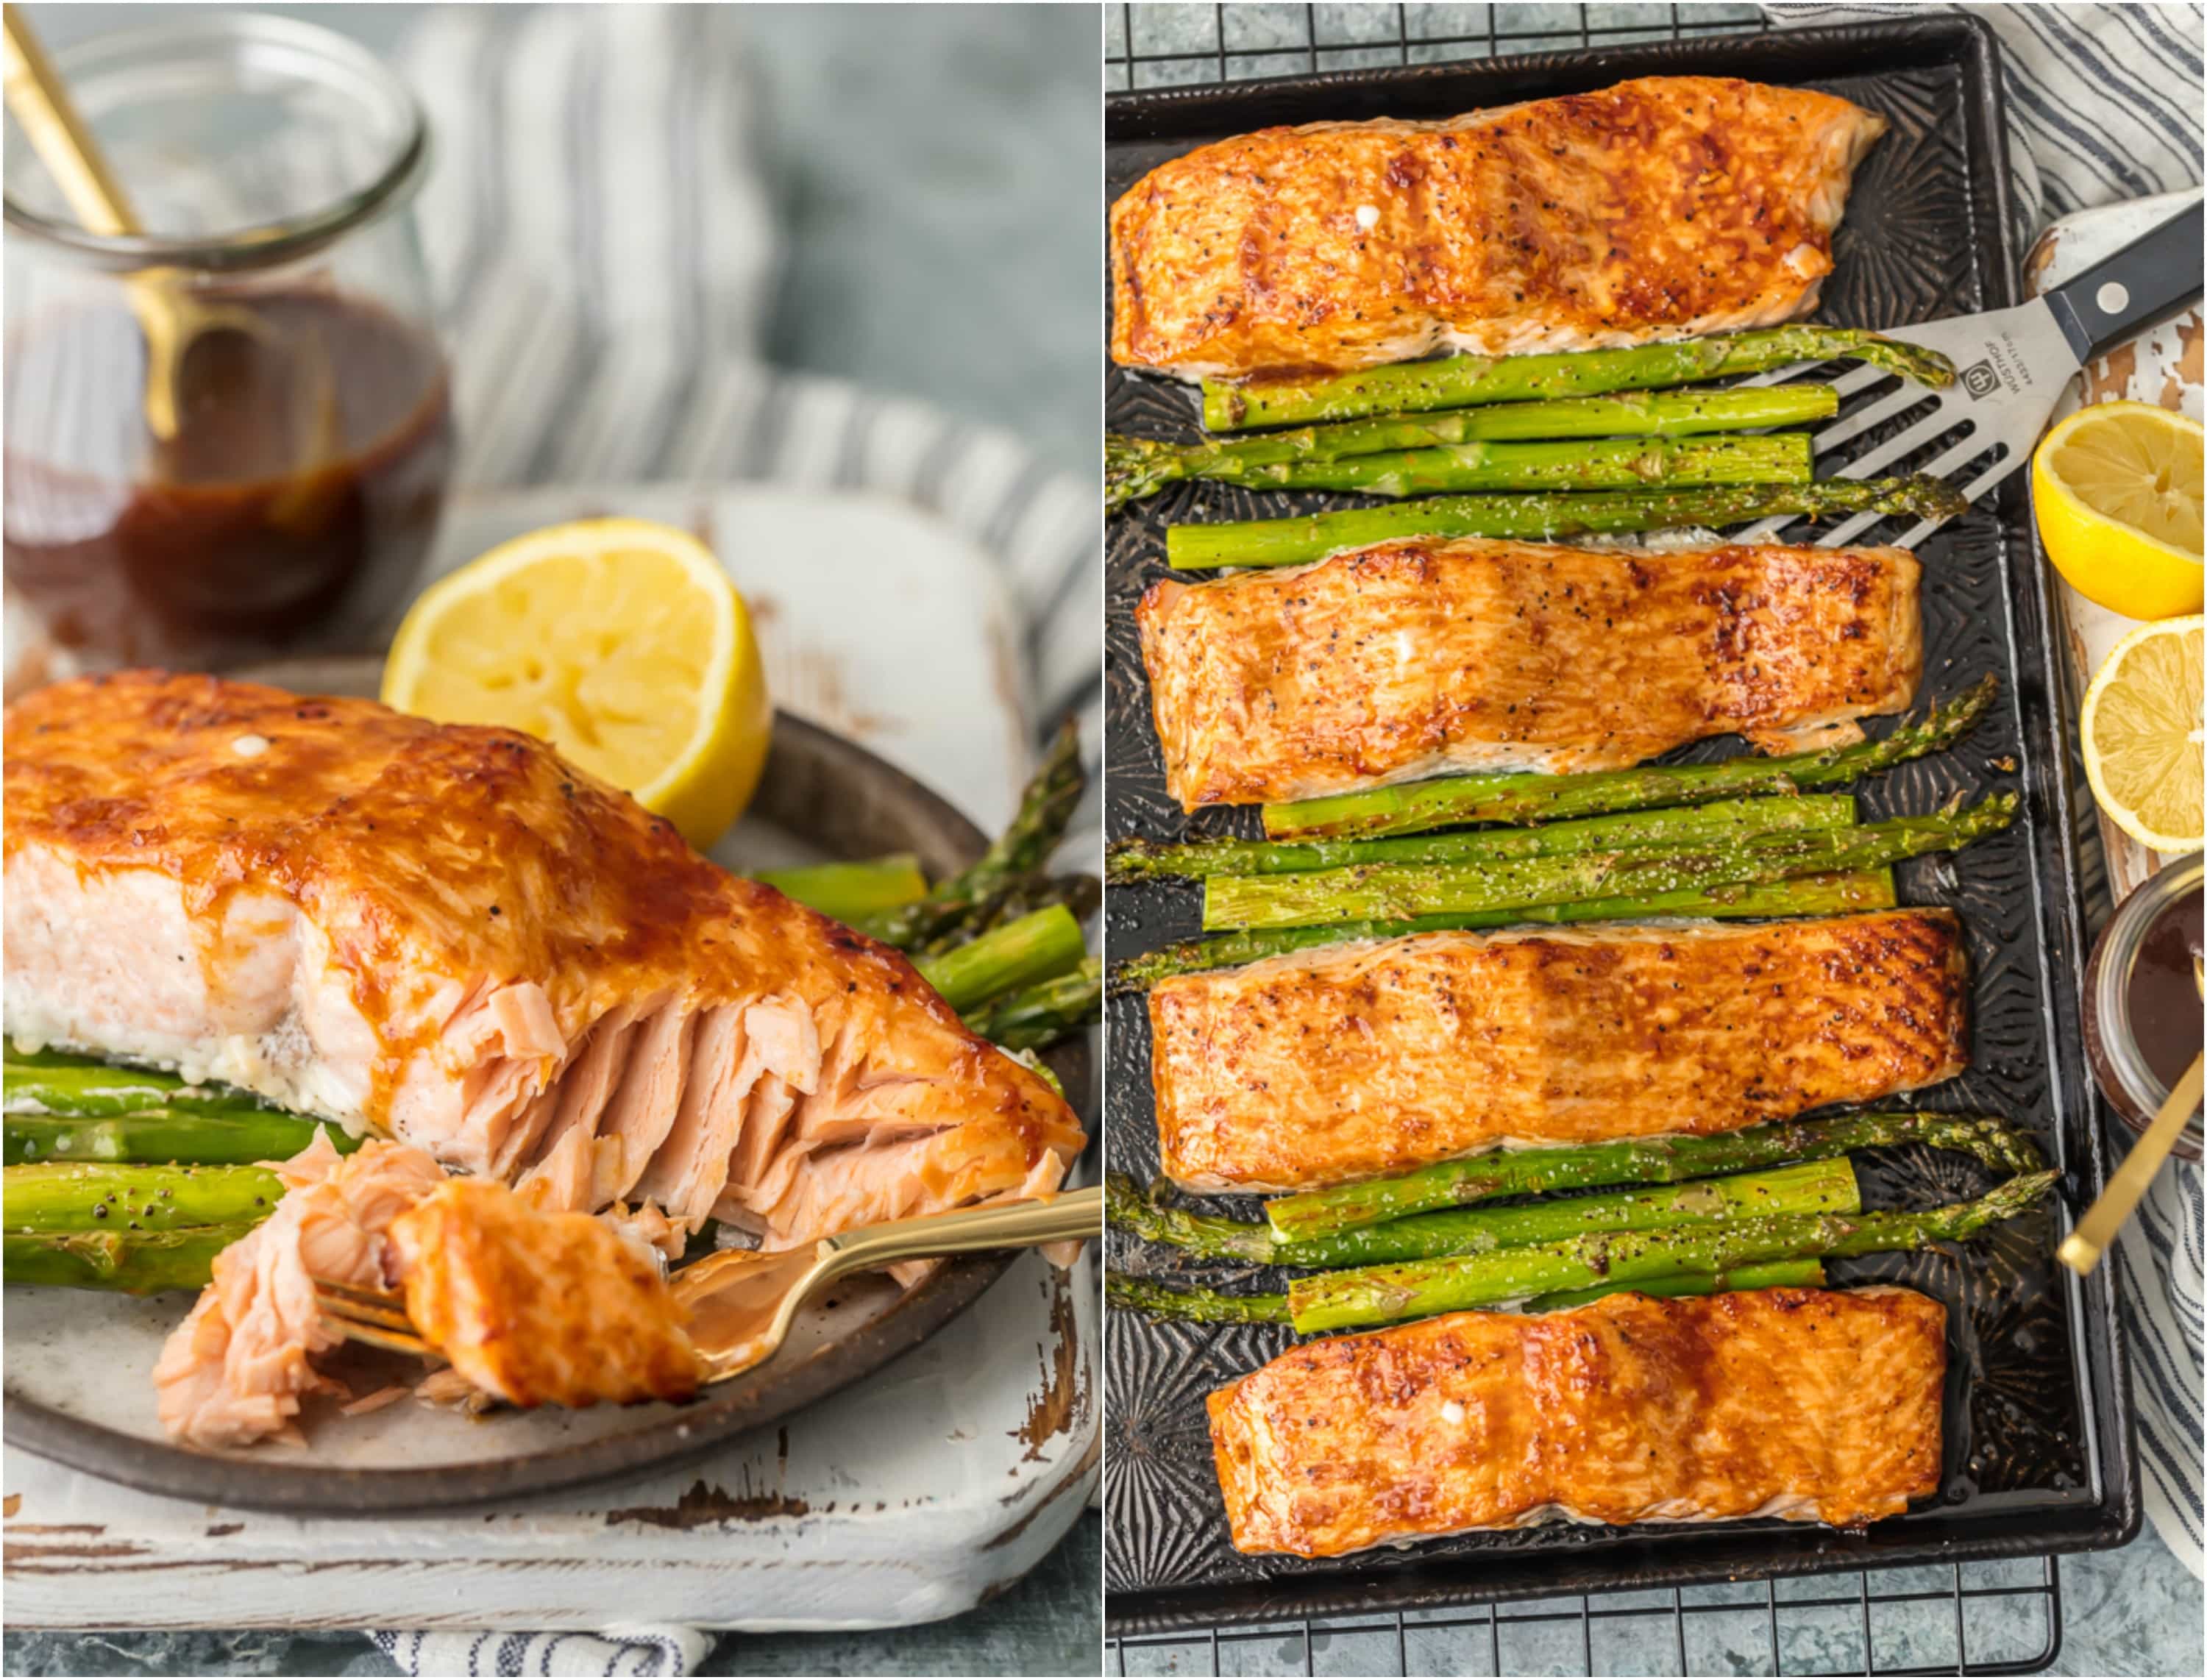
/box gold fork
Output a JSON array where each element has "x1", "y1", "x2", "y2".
[{"x1": 313, "y1": 1184, "x2": 1103, "y2": 1384}]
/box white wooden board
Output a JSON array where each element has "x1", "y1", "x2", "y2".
[{"x1": 3, "y1": 483, "x2": 1098, "y2": 1633}]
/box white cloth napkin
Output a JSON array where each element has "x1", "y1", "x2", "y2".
[{"x1": 1769, "y1": 0, "x2": 2206, "y2": 1581}]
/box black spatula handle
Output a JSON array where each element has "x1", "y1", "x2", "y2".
[{"x1": 2044, "y1": 199, "x2": 2204, "y2": 363}]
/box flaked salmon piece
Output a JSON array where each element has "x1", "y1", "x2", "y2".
[
  {"x1": 630, "y1": 1003, "x2": 747, "y2": 1228},
  {"x1": 513, "y1": 1003, "x2": 645, "y2": 1192},
  {"x1": 1111, "y1": 76, "x2": 1886, "y2": 379},
  {"x1": 717, "y1": 1117, "x2": 1065, "y2": 1249},
  {"x1": 389, "y1": 1180, "x2": 698, "y2": 1409},
  {"x1": 1137, "y1": 537, "x2": 1922, "y2": 809},
  {"x1": 339, "y1": 1385, "x2": 411, "y2": 1417},
  {"x1": 5, "y1": 674, "x2": 1084, "y2": 1249},
  {"x1": 157, "y1": 1139, "x2": 699, "y2": 1445},
  {"x1": 587, "y1": 1000, "x2": 695, "y2": 1209},
  {"x1": 153, "y1": 1136, "x2": 445, "y2": 1448}
]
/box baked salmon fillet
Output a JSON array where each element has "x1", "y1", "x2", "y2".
[
  {"x1": 4, "y1": 673, "x2": 1084, "y2": 1250},
  {"x1": 1150, "y1": 910, "x2": 1967, "y2": 1191},
  {"x1": 1137, "y1": 537, "x2": 1922, "y2": 811},
  {"x1": 1110, "y1": 76, "x2": 1886, "y2": 379},
  {"x1": 1207, "y1": 1287, "x2": 1947, "y2": 1557}
]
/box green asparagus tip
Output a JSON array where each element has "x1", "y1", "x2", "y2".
[
  {"x1": 1976, "y1": 1169, "x2": 2061, "y2": 1223},
  {"x1": 1891, "y1": 471, "x2": 1969, "y2": 519}
]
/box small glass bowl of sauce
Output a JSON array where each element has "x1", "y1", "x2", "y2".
[
  {"x1": 3, "y1": 12, "x2": 452, "y2": 677},
  {"x1": 2083, "y1": 857, "x2": 2205, "y2": 1160}
]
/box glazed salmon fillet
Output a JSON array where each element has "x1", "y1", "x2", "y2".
[
  {"x1": 1207, "y1": 1287, "x2": 1947, "y2": 1557},
  {"x1": 154, "y1": 1134, "x2": 696, "y2": 1446},
  {"x1": 1149, "y1": 911, "x2": 1967, "y2": 1191},
  {"x1": 4, "y1": 674, "x2": 1083, "y2": 1250},
  {"x1": 1110, "y1": 76, "x2": 1886, "y2": 379},
  {"x1": 1137, "y1": 538, "x2": 1922, "y2": 811}
]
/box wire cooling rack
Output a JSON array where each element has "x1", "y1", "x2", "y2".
[
  {"x1": 1107, "y1": 1556, "x2": 2061, "y2": 1676},
  {"x1": 1106, "y1": 1, "x2": 1772, "y2": 88},
  {"x1": 1104, "y1": 4, "x2": 2064, "y2": 1674}
]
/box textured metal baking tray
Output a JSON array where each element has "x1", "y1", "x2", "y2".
[{"x1": 1103, "y1": 13, "x2": 2137, "y2": 1637}]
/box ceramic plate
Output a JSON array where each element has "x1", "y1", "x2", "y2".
[{"x1": 4, "y1": 655, "x2": 1087, "y2": 1513}]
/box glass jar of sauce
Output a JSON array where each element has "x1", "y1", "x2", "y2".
[
  {"x1": 3, "y1": 12, "x2": 452, "y2": 678},
  {"x1": 2083, "y1": 857, "x2": 2205, "y2": 1161}
]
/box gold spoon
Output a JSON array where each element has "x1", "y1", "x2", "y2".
[
  {"x1": 2, "y1": 3, "x2": 326, "y2": 446},
  {"x1": 2059, "y1": 1048, "x2": 2203, "y2": 1276}
]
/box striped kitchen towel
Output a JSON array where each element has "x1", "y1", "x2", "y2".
[
  {"x1": 1771, "y1": 3, "x2": 2204, "y2": 251},
  {"x1": 372, "y1": 1627, "x2": 708, "y2": 1679},
  {"x1": 1770, "y1": 0, "x2": 2206, "y2": 1580},
  {"x1": 391, "y1": 1, "x2": 1101, "y2": 779}
]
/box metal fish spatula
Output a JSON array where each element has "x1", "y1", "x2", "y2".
[{"x1": 1738, "y1": 199, "x2": 2203, "y2": 550}]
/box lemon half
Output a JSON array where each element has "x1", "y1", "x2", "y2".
[
  {"x1": 383, "y1": 519, "x2": 771, "y2": 852},
  {"x1": 2033, "y1": 402, "x2": 2204, "y2": 621},
  {"x1": 2080, "y1": 614, "x2": 2203, "y2": 854}
]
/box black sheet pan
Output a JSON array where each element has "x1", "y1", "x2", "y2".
[{"x1": 1102, "y1": 13, "x2": 2137, "y2": 1637}]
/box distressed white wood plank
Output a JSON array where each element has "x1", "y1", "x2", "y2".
[{"x1": 5, "y1": 1254, "x2": 1097, "y2": 1632}]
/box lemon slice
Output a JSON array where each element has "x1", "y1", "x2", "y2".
[
  {"x1": 2080, "y1": 614, "x2": 2203, "y2": 853},
  {"x1": 2033, "y1": 402, "x2": 2204, "y2": 621},
  {"x1": 383, "y1": 519, "x2": 771, "y2": 852}
]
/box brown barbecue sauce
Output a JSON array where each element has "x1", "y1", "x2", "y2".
[
  {"x1": 4, "y1": 289, "x2": 452, "y2": 671},
  {"x1": 2128, "y1": 884, "x2": 2205, "y2": 1092}
]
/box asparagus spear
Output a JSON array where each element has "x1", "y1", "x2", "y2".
[
  {"x1": 1109, "y1": 386, "x2": 1840, "y2": 509},
  {"x1": 1107, "y1": 1259, "x2": 1830, "y2": 1325},
  {"x1": 1266, "y1": 1111, "x2": 2047, "y2": 1244},
  {"x1": 915, "y1": 903, "x2": 1087, "y2": 1014},
  {"x1": 1108, "y1": 1274, "x2": 1290, "y2": 1324},
  {"x1": 1129, "y1": 435, "x2": 1812, "y2": 502},
  {"x1": 4, "y1": 1226, "x2": 249, "y2": 1293},
  {"x1": 1109, "y1": 794, "x2": 1854, "y2": 883},
  {"x1": 4, "y1": 1108, "x2": 353, "y2": 1168},
  {"x1": 757, "y1": 854, "x2": 928, "y2": 922},
  {"x1": 4, "y1": 1051, "x2": 280, "y2": 1119},
  {"x1": 853, "y1": 716, "x2": 1084, "y2": 950},
  {"x1": 1201, "y1": 327, "x2": 1958, "y2": 432},
  {"x1": 1526, "y1": 1259, "x2": 1824, "y2": 1311},
  {"x1": 1285, "y1": 1172, "x2": 2056, "y2": 1334},
  {"x1": 912, "y1": 872, "x2": 1101, "y2": 961},
  {"x1": 1109, "y1": 869, "x2": 1898, "y2": 992},
  {"x1": 1264, "y1": 675, "x2": 1998, "y2": 840},
  {"x1": 963, "y1": 958, "x2": 1103, "y2": 1051},
  {"x1": 1165, "y1": 476, "x2": 1969, "y2": 571},
  {"x1": 1106, "y1": 1158, "x2": 1858, "y2": 1267},
  {"x1": 4, "y1": 1161, "x2": 285, "y2": 1232},
  {"x1": 1208, "y1": 797, "x2": 2016, "y2": 930}
]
